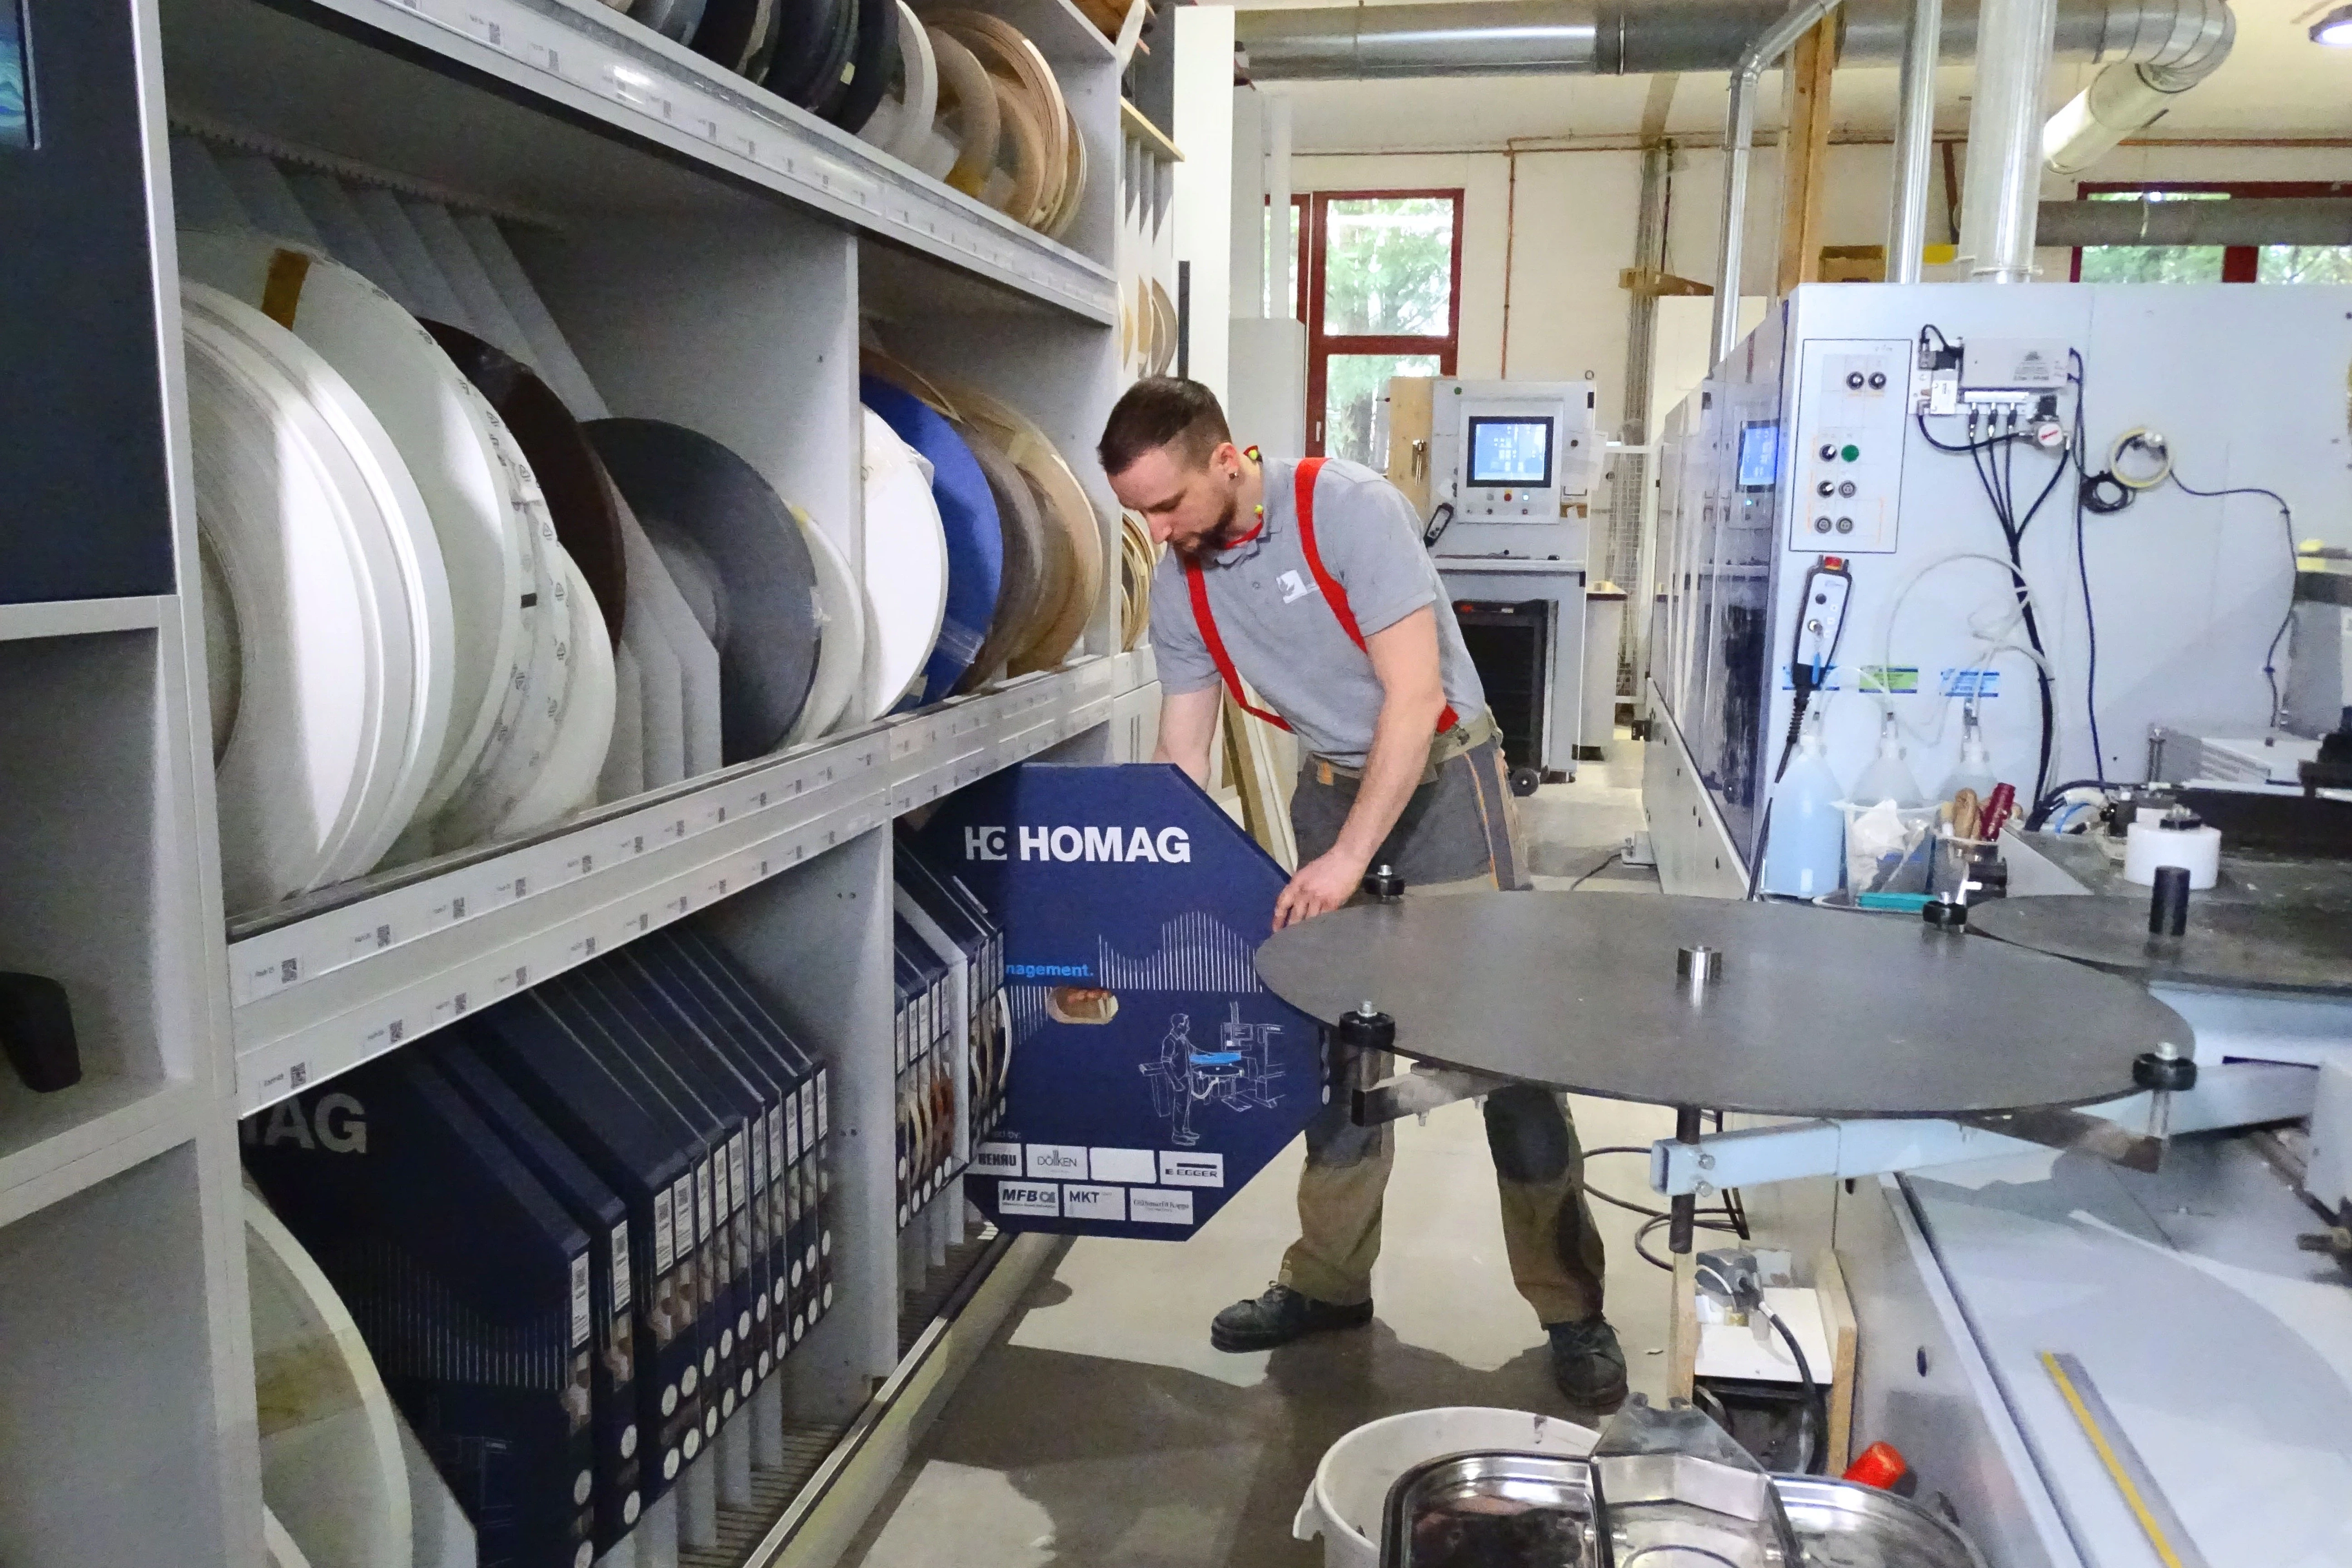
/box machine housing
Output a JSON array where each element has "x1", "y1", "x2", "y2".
[
  {"x1": 1642, "y1": 283, "x2": 2352, "y2": 893},
  {"x1": 1390, "y1": 376, "x2": 1607, "y2": 775}
]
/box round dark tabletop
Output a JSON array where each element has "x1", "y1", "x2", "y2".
[
  {"x1": 1255, "y1": 893, "x2": 2189, "y2": 1117},
  {"x1": 1970, "y1": 893, "x2": 2352, "y2": 995}
]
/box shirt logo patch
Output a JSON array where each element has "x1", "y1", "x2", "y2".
[{"x1": 1276, "y1": 570, "x2": 1317, "y2": 605}]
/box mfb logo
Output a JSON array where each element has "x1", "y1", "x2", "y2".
[{"x1": 964, "y1": 824, "x2": 1191, "y2": 864}]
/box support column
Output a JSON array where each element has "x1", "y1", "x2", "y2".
[
  {"x1": 1774, "y1": 15, "x2": 1839, "y2": 296},
  {"x1": 1668, "y1": 1102, "x2": 1703, "y2": 1254}
]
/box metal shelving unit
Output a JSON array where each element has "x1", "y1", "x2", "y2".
[
  {"x1": 0, "y1": 0, "x2": 1163, "y2": 1558},
  {"x1": 170, "y1": 0, "x2": 1119, "y2": 321},
  {"x1": 231, "y1": 649, "x2": 1156, "y2": 1116}
]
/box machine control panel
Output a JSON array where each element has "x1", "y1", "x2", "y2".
[
  {"x1": 1430, "y1": 379, "x2": 1599, "y2": 522},
  {"x1": 1787, "y1": 340, "x2": 1911, "y2": 556}
]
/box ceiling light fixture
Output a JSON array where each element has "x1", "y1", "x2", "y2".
[{"x1": 2312, "y1": 3, "x2": 2352, "y2": 45}]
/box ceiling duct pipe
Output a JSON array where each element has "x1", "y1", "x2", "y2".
[
  {"x1": 1887, "y1": 0, "x2": 1945, "y2": 282},
  {"x1": 1234, "y1": 0, "x2": 2228, "y2": 80},
  {"x1": 2042, "y1": 0, "x2": 2233, "y2": 173},
  {"x1": 1957, "y1": 0, "x2": 2059, "y2": 279},
  {"x1": 1715, "y1": 0, "x2": 1847, "y2": 365}
]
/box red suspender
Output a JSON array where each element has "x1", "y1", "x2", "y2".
[
  {"x1": 1182, "y1": 561, "x2": 1292, "y2": 730},
  {"x1": 1183, "y1": 457, "x2": 1460, "y2": 737}
]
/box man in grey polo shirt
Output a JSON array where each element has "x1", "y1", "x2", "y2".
[{"x1": 1099, "y1": 377, "x2": 1624, "y2": 1408}]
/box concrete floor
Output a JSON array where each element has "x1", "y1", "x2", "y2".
[{"x1": 840, "y1": 751, "x2": 1672, "y2": 1568}]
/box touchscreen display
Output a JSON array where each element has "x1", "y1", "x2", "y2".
[
  {"x1": 1465, "y1": 417, "x2": 1553, "y2": 487},
  {"x1": 1736, "y1": 421, "x2": 1779, "y2": 491}
]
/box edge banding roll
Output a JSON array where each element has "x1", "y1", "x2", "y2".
[
  {"x1": 246, "y1": 1188, "x2": 415, "y2": 1568},
  {"x1": 185, "y1": 307, "x2": 399, "y2": 910},
  {"x1": 925, "y1": 27, "x2": 999, "y2": 198}
]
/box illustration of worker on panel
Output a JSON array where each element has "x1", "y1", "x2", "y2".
[{"x1": 1141, "y1": 1004, "x2": 1285, "y2": 1146}]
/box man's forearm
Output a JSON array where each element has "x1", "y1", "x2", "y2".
[{"x1": 1330, "y1": 690, "x2": 1445, "y2": 871}]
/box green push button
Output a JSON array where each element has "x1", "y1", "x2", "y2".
[{"x1": 1841, "y1": 444, "x2": 1861, "y2": 462}]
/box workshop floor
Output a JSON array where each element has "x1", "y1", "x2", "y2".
[{"x1": 839, "y1": 748, "x2": 1674, "y2": 1568}]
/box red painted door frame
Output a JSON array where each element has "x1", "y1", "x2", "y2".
[{"x1": 1299, "y1": 189, "x2": 1465, "y2": 456}]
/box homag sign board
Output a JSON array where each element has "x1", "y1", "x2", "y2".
[{"x1": 916, "y1": 764, "x2": 1323, "y2": 1240}]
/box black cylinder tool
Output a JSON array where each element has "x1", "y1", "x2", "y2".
[{"x1": 2149, "y1": 864, "x2": 2191, "y2": 938}]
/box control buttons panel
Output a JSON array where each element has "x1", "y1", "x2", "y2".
[{"x1": 1788, "y1": 340, "x2": 1910, "y2": 556}]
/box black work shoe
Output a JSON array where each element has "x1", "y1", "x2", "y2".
[
  {"x1": 1547, "y1": 1315, "x2": 1630, "y2": 1407},
  {"x1": 1210, "y1": 1283, "x2": 1374, "y2": 1352}
]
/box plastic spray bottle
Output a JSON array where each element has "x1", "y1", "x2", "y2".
[
  {"x1": 1853, "y1": 710, "x2": 1925, "y2": 808},
  {"x1": 1937, "y1": 707, "x2": 2000, "y2": 803},
  {"x1": 1761, "y1": 712, "x2": 1848, "y2": 899}
]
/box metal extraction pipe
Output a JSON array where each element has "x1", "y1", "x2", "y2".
[
  {"x1": 1887, "y1": 0, "x2": 1945, "y2": 281},
  {"x1": 1235, "y1": 0, "x2": 2228, "y2": 79},
  {"x1": 2043, "y1": 0, "x2": 2232, "y2": 173},
  {"x1": 1714, "y1": 0, "x2": 1845, "y2": 364},
  {"x1": 1957, "y1": 0, "x2": 2059, "y2": 279}
]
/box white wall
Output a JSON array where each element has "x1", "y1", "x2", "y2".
[
  {"x1": 1172, "y1": 5, "x2": 1235, "y2": 400},
  {"x1": 1292, "y1": 139, "x2": 2352, "y2": 438}
]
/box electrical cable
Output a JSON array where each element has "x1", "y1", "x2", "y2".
[
  {"x1": 1566, "y1": 850, "x2": 1622, "y2": 892},
  {"x1": 2025, "y1": 777, "x2": 2112, "y2": 831},
  {"x1": 2069, "y1": 352, "x2": 2107, "y2": 782},
  {"x1": 2107, "y1": 427, "x2": 2174, "y2": 491},
  {"x1": 1763, "y1": 1306, "x2": 1828, "y2": 1474},
  {"x1": 2169, "y1": 470, "x2": 2299, "y2": 724},
  {"x1": 1920, "y1": 363, "x2": 2060, "y2": 804},
  {"x1": 1633, "y1": 1212, "x2": 1741, "y2": 1271}
]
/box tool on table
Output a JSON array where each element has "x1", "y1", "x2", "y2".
[
  {"x1": 1950, "y1": 788, "x2": 1981, "y2": 840},
  {"x1": 1980, "y1": 782, "x2": 2017, "y2": 839}
]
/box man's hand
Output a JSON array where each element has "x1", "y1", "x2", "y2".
[{"x1": 1274, "y1": 847, "x2": 1370, "y2": 930}]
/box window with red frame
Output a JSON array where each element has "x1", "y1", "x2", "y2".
[
  {"x1": 2072, "y1": 181, "x2": 2352, "y2": 284},
  {"x1": 1283, "y1": 189, "x2": 1464, "y2": 463}
]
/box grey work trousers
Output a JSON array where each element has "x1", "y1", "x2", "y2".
[{"x1": 1274, "y1": 735, "x2": 1608, "y2": 1326}]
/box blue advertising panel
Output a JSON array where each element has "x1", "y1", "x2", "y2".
[{"x1": 914, "y1": 764, "x2": 1324, "y2": 1240}]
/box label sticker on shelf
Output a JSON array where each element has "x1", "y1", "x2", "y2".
[
  {"x1": 570, "y1": 1252, "x2": 592, "y2": 1348},
  {"x1": 602, "y1": 63, "x2": 673, "y2": 122}
]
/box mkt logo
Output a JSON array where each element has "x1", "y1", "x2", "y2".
[{"x1": 963, "y1": 825, "x2": 1192, "y2": 864}]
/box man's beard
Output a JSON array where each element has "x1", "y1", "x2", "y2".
[{"x1": 1171, "y1": 490, "x2": 1243, "y2": 561}]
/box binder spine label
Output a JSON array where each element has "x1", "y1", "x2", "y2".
[
  {"x1": 729, "y1": 1134, "x2": 747, "y2": 1215},
  {"x1": 654, "y1": 1188, "x2": 676, "y2": 1274},
  {"x1": 611, "y1": 1222, "x2": 632, "y2": 1313},
  {"x1": 571, "y1": 1252, "x2": 592, "y2": 1349},
  {"x1": 694, "y1": 1163, "x2": 712, "y2": 1244}
]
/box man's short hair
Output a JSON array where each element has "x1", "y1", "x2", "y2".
[{"x1": 1097, "y1": 377, "x2": 1232, "y2": 477}]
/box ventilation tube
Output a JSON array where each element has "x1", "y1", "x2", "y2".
[{"x1": 2042, "y1": 0, "x2": 2233, "y2": 174}]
